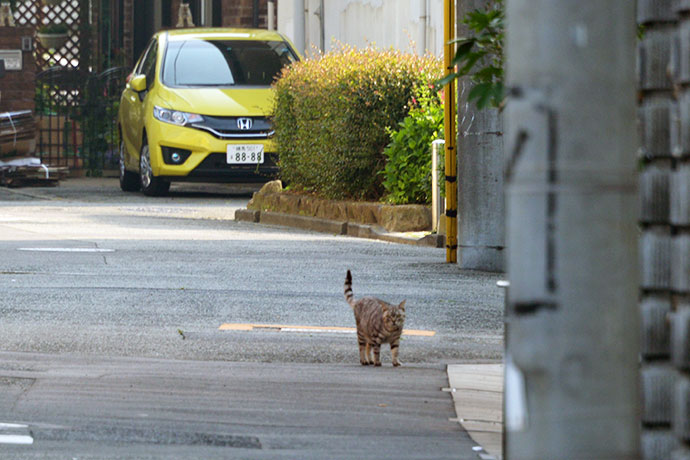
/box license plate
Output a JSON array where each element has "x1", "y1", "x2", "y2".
[{"x1": 226, "y1": 145, "x2": 264, "y2": 164}]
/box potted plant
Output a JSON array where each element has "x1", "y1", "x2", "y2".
[{"x1": 36, "y1": 23, "x2": 70, "y2": 50}]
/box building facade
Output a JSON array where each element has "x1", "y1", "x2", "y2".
[{"x1": 116, "y1": 0, "x2": 275, "y2": 68}]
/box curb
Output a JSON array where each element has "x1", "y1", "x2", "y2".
[
  {"x1": 235, "y1": 209, "x2": 445, "y2": 248},
  {"x1": 446, "y1": 364, "x2": 504, "y2": 460}
]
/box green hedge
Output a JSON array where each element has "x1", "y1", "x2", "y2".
[
  {"x1": 382, "y1": 91, "x2": 444, "y2": 204},
  {"x1": 273, "y1": 46, "x2": 443, "y2": 200}
]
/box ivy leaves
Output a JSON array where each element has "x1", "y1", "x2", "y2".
[{"x1": 437, "y1": 0, "x2": 505, "y2": 110}]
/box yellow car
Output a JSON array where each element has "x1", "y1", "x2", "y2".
[{"x1": 118, "y1": 28, "x2": 298, "y2": 195}]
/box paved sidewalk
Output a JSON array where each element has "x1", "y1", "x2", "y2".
[{"x1": 447, "y1": 364, "x2": 504, "y2": 460}]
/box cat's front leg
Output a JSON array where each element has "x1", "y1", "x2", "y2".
[{"x1": 391, "y1": 341, "x2": 401, "y2": 367}]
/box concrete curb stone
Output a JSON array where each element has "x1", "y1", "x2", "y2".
[
  {"x1": 236, "y1": 209, "x2": 445, "y2": 247},
  {"x1": 247, "y1": 180, "x2": 433, "y2": 233},
  {"x1": 240, "y1": 180, "x2": 444, "y2": 247}
]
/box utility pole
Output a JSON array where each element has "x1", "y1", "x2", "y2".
[
  {"x1": 443, "y1": 0, "x2": 457, "y2": 264},
  {"x1": 457, "y1": 0, "x2": 504, "y2": 272},
  {"x1": 503, "y1": 1, "x2": 640, "y2": 459}
]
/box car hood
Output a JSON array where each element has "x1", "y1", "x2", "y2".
[{"x1": 155, "y1": 86, "x2": 275, "y2": 117}]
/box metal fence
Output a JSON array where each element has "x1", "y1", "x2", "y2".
[{"x1": 35, "y1": 66, "x2": 127, "y2": 175}]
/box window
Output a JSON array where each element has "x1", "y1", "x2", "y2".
[
  {"x1": 134, "y1": 38, "x2": 155, "y2": 75},
  {"x1": 140, "y1": 39, "x2": 159, "y2": 89},
  {"x1": 162, "y1": 39, "x2": 297, "y2": 88}
]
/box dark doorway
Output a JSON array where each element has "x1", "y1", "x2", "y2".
[
  {"x1": 212, "y1": 0, "x2": 222, "y2": 27},
  {"x1": 133, "y1": 1, "x2": 155, "y2": 62},
  {"x1": 162, "y1": 0, "x2": 172, "y2": 28}
]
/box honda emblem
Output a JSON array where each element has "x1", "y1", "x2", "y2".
[{"x1": 237, "y1": 118, "x2": 253, "y2": 130}]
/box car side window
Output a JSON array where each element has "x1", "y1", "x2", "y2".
[
  {"x1": 134, "y1": 39, "x2": 154, "y2": 75},
  {"x1": 140, "y1": 40, "x2": 159, "y2": 90}
]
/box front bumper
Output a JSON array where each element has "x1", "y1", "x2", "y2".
[
  {"x1": 173, "y1": 152, "x2": 279, "y2": 183},
  {"x1": 148, "y1": 118, "x2": 278, "y2": 183}
]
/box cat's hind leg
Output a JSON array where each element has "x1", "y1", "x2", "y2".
[
  {"x1": 372, "y1": 343, "x2": 382, "y2": 367},
  {"x1": 358, "y1": 340, "x2": 370, "y2": 365},
  {"x1": 365, "y1": 342, "x2": 374, "y2": 365}
]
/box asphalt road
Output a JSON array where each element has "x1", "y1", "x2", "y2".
[{"x1": 0, "y1": 178, "x2": 504, "y2": 459}]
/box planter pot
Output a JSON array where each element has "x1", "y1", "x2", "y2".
[{"x1": 36, "y1": 32, "x2": 69, "y2": 50}]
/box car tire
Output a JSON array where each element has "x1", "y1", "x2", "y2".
[
  {"x1": 119, "y1": 140, "x2": 140, "y2": 192},
  {"x1": 139, "y1": 139, "x2": 170, "y2": 196}
]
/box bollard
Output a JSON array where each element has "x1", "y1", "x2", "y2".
[{"x1": 432, "y1": 139, "x2": 445, "y2": 233}]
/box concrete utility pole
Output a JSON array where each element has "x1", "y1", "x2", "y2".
[
  {"x1": 457, "y1": 0, "x2": 504, "y2": 272},
  {"x1": 503, "y1": 1, "x2": 640, "y2": 459},
  {"x1": 444, "y1": 0, "x2": 458, "y2": 264}
]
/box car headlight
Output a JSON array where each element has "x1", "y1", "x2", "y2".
[{"x1": 153, "y1": 106, "x2": 204, "y2": 126}]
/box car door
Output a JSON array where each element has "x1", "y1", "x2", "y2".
[{"x1": 120, "y1": 38, "x2": 158, "y2": 162}]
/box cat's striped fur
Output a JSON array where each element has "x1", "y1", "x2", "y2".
[{"x1": 344, "y1": 270, "x2": 406, "y2": 367}]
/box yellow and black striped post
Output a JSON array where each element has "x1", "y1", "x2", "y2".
[{"x1": 443, "y1": 0, "x2": 457, "y2": 263}]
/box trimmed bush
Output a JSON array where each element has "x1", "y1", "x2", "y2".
[
  {"x1": 382, "y1": 90, "x2": 444, "y2": 204},
  {"x1": 273, "y1": 45, "x2": 443, "y2": 200}
]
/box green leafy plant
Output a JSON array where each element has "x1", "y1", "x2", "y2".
[
  {"x1": 38, "y1": 23, "x2": 70, "y2": 35},
  {"x1": 273, "y1": 45, "x2": 443, "y2": 200},
  {"x1": 382, "y1": 90, "x2": 444, "y2": 204},
  {"x1": 437, "y1": 0, "x2": 504, "y2": 109}
]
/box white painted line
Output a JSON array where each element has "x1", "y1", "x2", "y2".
[
  {"x1": 0, "y1": 423, "x2": 28, "y2": 429},
  {"x1": 219, "y1": 323, "x2": 436, "y2": 337},
  {"x1": 281, "y1": 327, "x2": 357, "y2": 334},
  {"x1": 0, "y1": 434, "x2": 33, "y2": 445},
  {"x1": 18, "y1": 248, "x2": 114, "y2": 253}
]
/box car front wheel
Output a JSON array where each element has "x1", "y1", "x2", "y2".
[
  {"x1": 119, "y1": 140, "x2": 140, "y2": 192},
  {"x1": 139, "y1": 140, "x2": 170, "y2": 196}
]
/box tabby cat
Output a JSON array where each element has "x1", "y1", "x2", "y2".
[{"x1": 344, "y1": 270, "x2": 406, "y2": 367}]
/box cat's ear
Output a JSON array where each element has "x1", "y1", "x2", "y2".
[{"x1": 399, "y1": 300, "x2": 406, "y2": 311}]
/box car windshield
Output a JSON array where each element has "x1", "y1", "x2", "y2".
[{"x1": 162, "y1": 39, "x2": 297, "y2": 87}]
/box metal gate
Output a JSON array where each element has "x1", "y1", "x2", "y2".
[{"x1": 35, "y1": 66, "x2": 127, "y2": 175}]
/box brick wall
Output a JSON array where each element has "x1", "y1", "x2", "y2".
[
  {"x1": 0, "y1": 27, "x2": 35, "y2": 113},
  {"x1": 170, "y1": 0, "x2": 271, "y2": 29},
  {"x1": 123, "y1": 0, "x2": 133, "y2": 68},
  {"x1": 222, "y1": 0, "x2": 262, "y2": 27}
]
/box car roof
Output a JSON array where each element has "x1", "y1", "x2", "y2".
[{"x1": 159, "y1": 28, "x2": 286, "y2": 42}]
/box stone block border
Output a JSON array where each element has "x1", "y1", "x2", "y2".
[
  {"x1": 245, "y1": 181, "x2": 433, "y2": 232},
  {"x1": 235, "y1": 181, "x2": 444, "y2": 247}
]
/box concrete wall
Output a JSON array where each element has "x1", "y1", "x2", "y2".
[{"x1": 278, "y1": 0, "x2": 445, "y2": 56}]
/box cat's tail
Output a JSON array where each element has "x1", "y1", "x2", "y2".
[{"x1": 344, "y1": 270, "x2": 355, "y2": 307}]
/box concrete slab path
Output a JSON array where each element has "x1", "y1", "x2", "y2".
[{"x1": 447, "y1": 364, "x2": 504, "y2": 460}]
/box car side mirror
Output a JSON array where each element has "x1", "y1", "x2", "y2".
[{"x1": 130, "y1": 74, "x2": 147, "y2": 92}]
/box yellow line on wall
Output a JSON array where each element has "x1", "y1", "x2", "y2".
[{"x1": 218, "y1": 323, "x2": 435, "y2": 337}]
